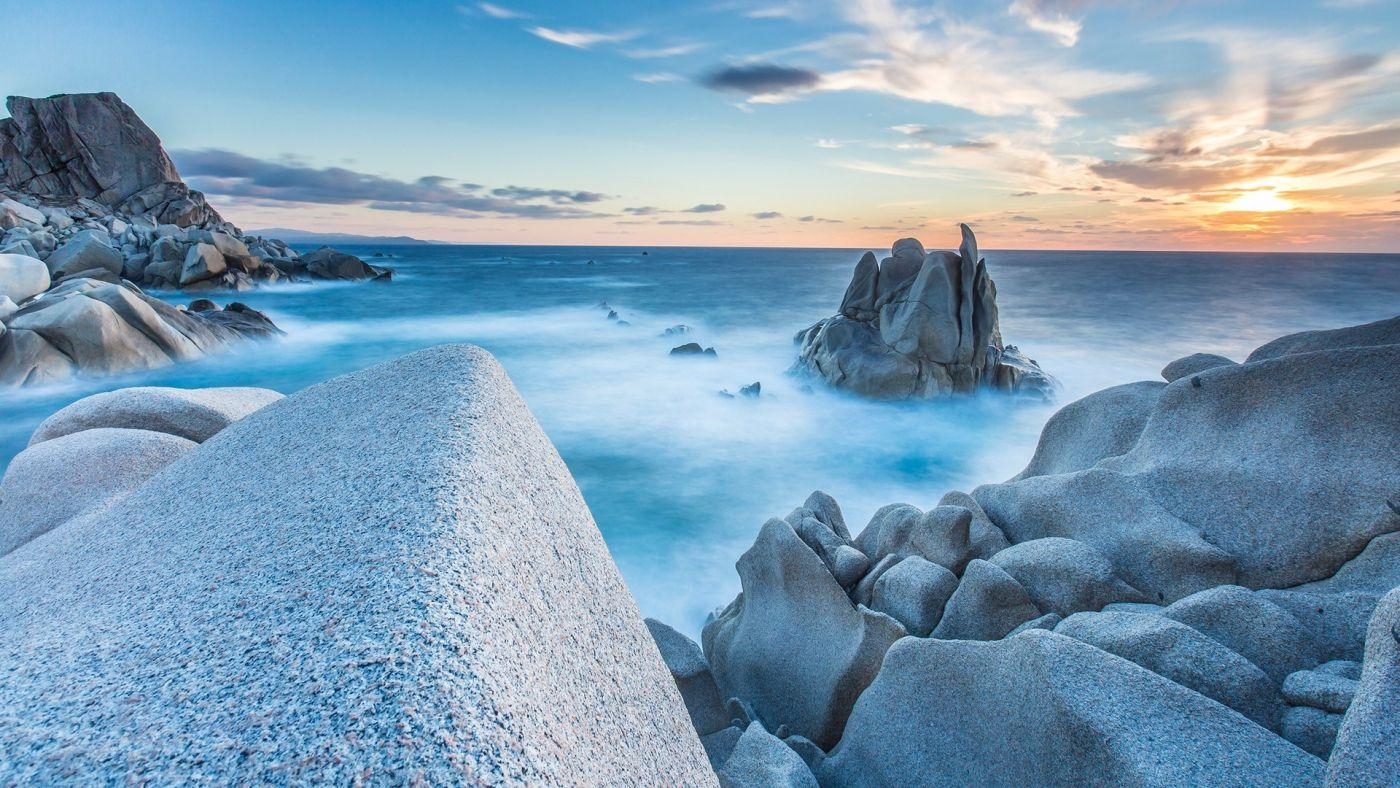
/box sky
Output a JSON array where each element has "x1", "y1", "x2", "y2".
[{"x1": 6, "y1": 0, "x2": 1399, "y2": 251}]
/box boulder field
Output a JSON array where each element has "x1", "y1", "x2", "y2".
[
  {"x1": 0, "y1": 347, "x2": 714, "y2": 784},
  {"x1": 792, "y1": 224, "x2": 1055, "y2": 400},
  {"x1": 0, "y1": 276, "x2": 280, "y2": 387},
  {"x1": 655, "y1": 315, "x2": 1398, "y2": 785}
]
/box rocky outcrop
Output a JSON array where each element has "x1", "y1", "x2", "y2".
[
  {"x1": 665, "y1": 315, "x2": 1398, "y2": 783},
  {"x1": 0, "y1": 275, "x2": 280, "y2": 387},
  {"x1": 792, "y1": 225, "x2": 1054, "y2": 400},
  {"x1": 0, "y1": 346, "x2": 713, "y2": 784},
  {"x1": 0, "y1": 93, "x2": 391, "y2": 291}
]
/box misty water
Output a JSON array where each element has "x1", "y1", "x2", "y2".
[{"x1": 3, "y1": 244, "x2": 1397, "y2": 636}]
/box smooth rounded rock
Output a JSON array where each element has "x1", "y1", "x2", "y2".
[
  {"x1": 29, "y1": 386, "x2": 284, "y2": 446},
  {"x1": 0, "y1": 252, "x2": 49, "y2": 304},
  {"x1": 0, "y1": 427, "x2": 196, "y2": 556}
]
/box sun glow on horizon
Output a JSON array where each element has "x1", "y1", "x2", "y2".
[{"x1": 1225, "y1": 189, "x2": 1294, "y2": 213}]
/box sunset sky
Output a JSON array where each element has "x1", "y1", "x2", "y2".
[{"x1": 9, "y1": 0, "x2": 1399, "y2": 250}]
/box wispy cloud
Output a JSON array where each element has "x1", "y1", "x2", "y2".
[
  {"x1": 528, "y1": 26, "x2": 637, "y2": 49},
  {"x1": 474, "y1": 2, "x2": 528, "y2": 20},
  {"x1": 634, "y1": 72, "x2": 684, "y2": 84},
  {"x1": 628, "y1": 42, "x2": 706, "y2": 58},
  {"x1": 753, "y1": 210, "x2": 783, "y2": 219},
  {"x1": 683, "y1": 203, "x2": 727, "y2": 213},
  {"x1": 1008, "y1": 0, "x2": 1083, "y2": 47}
]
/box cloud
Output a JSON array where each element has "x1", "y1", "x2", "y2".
[
  {"x1": 810, "y1": 1, "x2": 1146, "y2": 120},
  {"x1": 624, "y1": 206, "x2": 662, "y2": 215},
  {"x1": 528, "y1": 26, "x2": 637, "y2": 49},
  {"x1": 1010, "y1": 214, "x2": 1039, "y2": 221},
  {"x1": 1011, "y1": 190, "x2": 1037, "y2": 197},
  {"x1": 1007, "y1": 0, "x2": 1083, "y2": 47},
  {"x1": 753, "y1": 211, "x2": 783, "y2": 219},
  {"x1": 628, "y1": 43, "x2": 706, "y2": 58},
  {"x1": 174, "y1": 149, "x2": 606, "y2": 220},
  {"x1": 683, "y1": 203, "x2": 727, "y2": 213},
  {"x1": 815, "y1": 138, "x2": 846, "y2": 149},
  {"x1": 658, "y1": 219, "x2": 726, "y2": 225},
  {"x1": 490, "y1": 186, "x2": 608, "y2": 203},
  {"x1": 1261, "y1": 125, "x2": 1400, "y2": 157},
  {"x1": 634, "y1": 72, "x2": 684, "y2": 84},
  {"x1": 798, "y1": 215, "x2": 842, "y2": 223},
  {"x1": 474, "y1": 2, "x2": 527, "y2": 19},
  {"x1": 700, "y1": 63, "x2": 821, "y2": 97}
]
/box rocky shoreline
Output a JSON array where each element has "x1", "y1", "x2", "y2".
[
  {"x1": 0, "y1": 315, "x2": 1395, "y2": 783},
  {"x1": 0, "y1": 92, "x2": 391, "y2": 387}
]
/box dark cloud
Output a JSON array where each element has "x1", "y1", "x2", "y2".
[
  {"x1": 1011, "y1": 190, "x2": 1037, "y2": 197},
  {"x1": 700, "y1": 63, "x2": 820, "y2": 96},
  {"x1": 753, "y1": 210, "x2": 783, "y2": 219},
  {"x1": 624, "y1": 206, "x2": 661, "y2": 215},
  {"x1": 491, "y1": 186, "x2": 608, "y2": 203},
  {"x1": 1010, "y1": 214, "x2": 1038, "y2": 222},
  {"x1": 1262, "y1": 125, "x2": 1400, "y2": 157},
  {"x1": 173, "y1": 148, "x2": 605, "y2": 219},
  {"x1": 1136, "y1": 196, "x2": 1161, "y2": 203},
  {"x1": 798, "y1": 215, "x2": 842, "y2": 223},
  {"x1": 1090, "y1": 159, "x2": 1271, "y2": 191},
  {"x1": 684, "y1": 203, "x2": 727, "y2": 213},
  {"x1": 658, "y1": 219, "x2": 725, "y2": 225}
]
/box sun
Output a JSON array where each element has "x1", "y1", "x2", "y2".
[{"x1": 1227, "y1": 189, "x2": 1293, "y2": 213}]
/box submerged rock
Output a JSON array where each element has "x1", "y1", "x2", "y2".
[
  {"x1": 0, "y1": 345, "x2": 712, "y2": 783},
  {"x1": 792, "y1": 225, "x2": 1054, "y2": 400}
]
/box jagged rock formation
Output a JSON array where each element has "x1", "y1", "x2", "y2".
[
  {"x1": 0, "y1": 276, "x2": 280, "y2": 387},
  {"x1": 792, "y1": 225, "x2": 1054, "y2": 400},
  {"x1": 0, "y1": 92, "x2": 216, "y2": 226},
  {"x1": 0, "y1": 347, "x2": 713, "y2": 784},
  {"x1": 0, "y1": 93, "x2": 391, "y2": 291},
  {"x1": 655, "y1": 315, "x2": 1399, "y2": 784}
]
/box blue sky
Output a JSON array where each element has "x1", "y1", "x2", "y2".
[{"x1": 6, "y1": 0, "x2": 1399, "y2": 250}]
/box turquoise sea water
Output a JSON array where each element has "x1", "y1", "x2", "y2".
[{"x1": 2, "y1": 244, "x2": 1397, "y2": 634}]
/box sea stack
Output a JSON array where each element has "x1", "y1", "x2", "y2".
[{"x1": 792, "y1": 224, "x2": 1054, "y2": 400}]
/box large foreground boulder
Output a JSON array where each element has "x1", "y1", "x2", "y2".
[
  {"x1": 818, "y1": 631, "x2": 1325, "y2": 787},
  {"x1": 0, "y1": 345, "x2": 712, "y2": 784},
  {"x1": 792, "y1": 225, "x2": 1054, "y2": 400}
]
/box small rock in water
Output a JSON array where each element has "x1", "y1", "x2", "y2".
[
  {"x1": 616, "y1": 320, "x2": 631, "y2": 327},
  {"x1": 670, "y1": 343, "x2": 716, "y2": 358},
  {"x1": 187, "y1": 298, "x2": 218, "y2": 312},
  {"x1": 607, "y1": 309, "x2": 619, "y2": 321},
  {"x1": 662, "y1": 324, "x2": 692, "y2": 337},
  {"x1": 740, "y1": 382, "x2": 761, "y2": 398}
]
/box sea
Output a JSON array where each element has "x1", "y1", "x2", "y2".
[{"x1": 2, "y1": 244, "x2": 1397, "y2": 636}]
